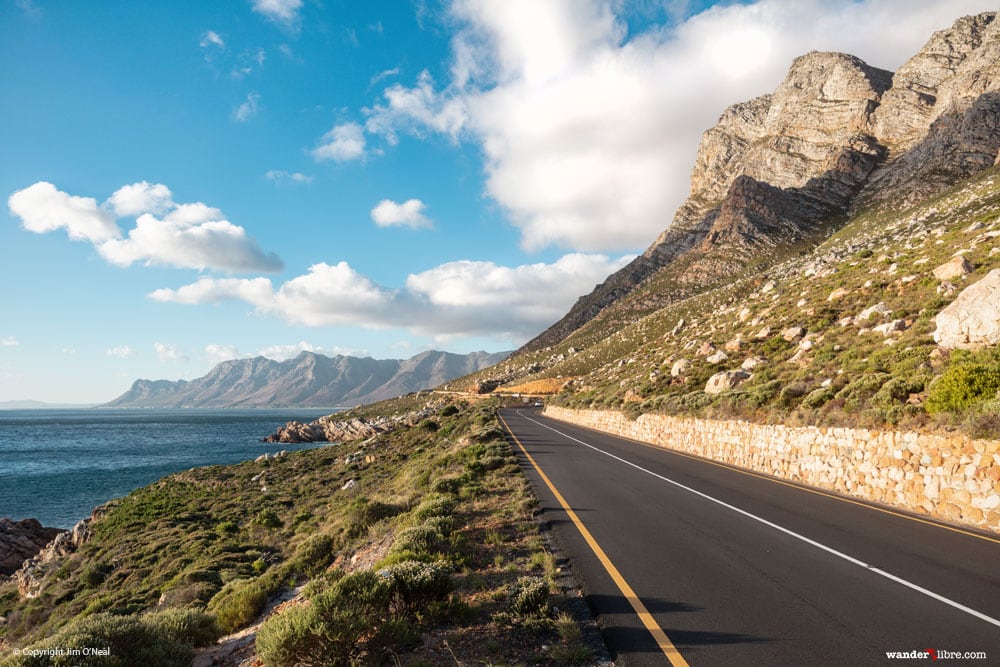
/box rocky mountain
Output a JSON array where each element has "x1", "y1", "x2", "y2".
[
  {"x1": 521, "y1": 12, "x2": 1000, "y2": 354},
  {"x1": 103, "y1": 349, "x2": 509, "y2": 408}
]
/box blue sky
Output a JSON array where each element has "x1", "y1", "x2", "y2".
[{"x1": 2, "y1": 0, "x2": 996, "y2": 403}]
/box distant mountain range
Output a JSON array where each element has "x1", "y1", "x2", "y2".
[
  {"x1": 102, "y1": 350, "x2": 510, "y2": 409},
  {"x1": 0, "y1": 400, "x2": 97, "y2": 410}
]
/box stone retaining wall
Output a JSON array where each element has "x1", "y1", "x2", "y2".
[{"x1": 544, "y1": 406, "x2": 1000, "y2": 533}]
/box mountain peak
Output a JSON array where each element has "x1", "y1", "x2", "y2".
[{"x1": 519, "y1": 12, "x2": 1000, "y2": 355}]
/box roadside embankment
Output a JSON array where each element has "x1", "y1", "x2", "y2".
[{"x1": 544, "y1": 406, "x2": 1000, "y2": 533}]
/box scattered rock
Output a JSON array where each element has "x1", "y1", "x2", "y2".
[
  {"x1": 754, "y1": 326, "x2": 772, "y2": 340},
  {"x1": 705, "y1": 370, "x2": 751, "y2": 395},
  {"x1": 933, "y1": 256, "x2": 973, "y2": 281},
  {"x1": 706, "y1": 350, "x2": 729, "y2": 364},
  {"x1": 872, "y1": 319, "x2": 907, "y2": 337},
  {"x1": 934, "y1": 269, "x2": 1000, "y2": 349},
  {"x1": 696, "y1": 341, "x2": 717, "y2": 356},
  {"x1": 781, "y1": 326, "x2": 805, "y2": 342},
  {"x1": 827, "y1": 287, "x2": 850, "y2": 301},
  {"x1": 670, "y1": 359, "x2": 691, "y2": 377},
  {"x1": 724, "y1": 337, "x2": 744, "y2": 352},
  {"x1": 857, "y1": 302, "x2": 891, "y2": 321},
  {"x1": 741, "y1": 356, "x2": 767, "y2": 371}
]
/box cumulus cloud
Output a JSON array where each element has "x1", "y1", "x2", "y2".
[
  {"x1": 2, "y1": 337, "x2": 19, "y2": 347},
  {"x1": 205, "y1": 343, "x2": 242, "y2": 365},
  {"x1": 251, "y1": 0, "x2": 302, "y2": 26},
  {"x1": 233, "y1": 92, "x2": 261, "y2": 122},
  {"x1": 106, "y1": 181, "x2": 173, "y2": 217},
  {"x1": 106, "y1": 346, "x2": 134, "y2": 358},
  {"x1": 370, "y1": 198, "x2": 433, "y2": 229},
  {"x1": 9, "y1": 181, "x2": 283, "y2": 273},
  {"x1": 154, "y1": 342, "x2": 187, "y2": 362},
  {"x1": 311, "y1": 122, "x2": 366, "y2": 162},
  {"x1": 265, "y1": 170, "x2": 314, "y2": 185},
  {"x1": 149, "y1": 253, "x2": 631, "y2": 343},
  {"x1": 8, "y1": 182, "x2": 119, "y2": 243},
  {"x1": 357, "y1": 0, "x2": 998, "y2": 252}
]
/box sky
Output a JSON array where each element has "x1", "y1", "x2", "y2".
[{"x1": 2, "y1": 0, "x2": 997, "y2": 404}]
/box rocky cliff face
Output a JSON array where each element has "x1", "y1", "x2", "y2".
[
  {"x1": 0, "y1": 519, "x2": 64, "y2": 576},
  {"x1": 521, "y1": 12, "x2": 1000, "y2": 354},
  {"x1": 103, "y1": 350, "x2": 509, "y2": 409}
]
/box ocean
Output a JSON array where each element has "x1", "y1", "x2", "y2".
[{"x1": 0, "y1": 408, "x2": 336, "y2": 529}]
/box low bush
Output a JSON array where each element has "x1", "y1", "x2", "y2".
[
  {"x1": 8, "y1": 613, "x2": 192, "y2": 667},
  {"x1": 143, "y1": 608, "x2": 219, "y2": 647},
  {"x1": 926, "y1": 362, "x2": 1000, "y2": 413},
  {"x1": 207, "y1": 580, "x2": 268, "y2": 634},
  {"x1": 508, "y1": 576, "x2": 549, "y2": 616}
]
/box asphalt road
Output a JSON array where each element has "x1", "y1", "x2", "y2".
[{"x1": 499, "y1": 408, "x2": 1000, "y2": 666}]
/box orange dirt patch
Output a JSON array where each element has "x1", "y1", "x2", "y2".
[{"x1": 493, "y1": 377, "x2": 575, "y2": 395}]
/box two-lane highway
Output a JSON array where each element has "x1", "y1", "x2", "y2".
[{"x1": 499, "y1": 408, "x2": 1000, "y2": 666}]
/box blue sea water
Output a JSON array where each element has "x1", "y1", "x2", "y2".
[{"x1": 0, "y1": 409, "x2": 335, "y2": 529}]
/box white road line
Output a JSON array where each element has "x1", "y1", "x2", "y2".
[{"x1": 515, "y1": 410, "x2": 1000, "y2": 629}]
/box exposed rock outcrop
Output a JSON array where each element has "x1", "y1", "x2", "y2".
[
  {"x1": 263, "y1": 406, "x2": 439, "y2": 444},
  {"x1": 13, "y1": 506, "x2": 106, "y2": 599},
  {"x1": 934, "y1": 268, "x2": 1000, "y2": 349},
  {"x1": 0, "y1": 518, "x2": 64, "y2": 576}
]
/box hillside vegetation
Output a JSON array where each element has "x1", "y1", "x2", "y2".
[
  {"x1": 0, "y1": 397, "x2": 597, "y2": 665},
  {"x1": 466, "y1": 166, "x2": 1000, "y2": 437}
]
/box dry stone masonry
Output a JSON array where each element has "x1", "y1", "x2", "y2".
[{"x1": 545, "y1": 407, "x2": 1000, "y2": 533}]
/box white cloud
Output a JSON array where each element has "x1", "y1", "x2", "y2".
[
  {"x1": 265, "y1": 170, "x2": 315, "y2": 185},
  {"x1": 359, "y1": 0, "x2": 998, "y2": 252},
  {"x1": 370, "y1": 198, "x2": 433, "y2": 229},
  {"x1": 9, "y1": 181, "x2": 283, "y2": 273},
  {"x1": 60, "y1": 347, "x2": 77, "y2": 355},
  {"x1": 205, "y1": 343, "x2": 242, "y2": 365},
  {"x1": 8, "y1": 182, "x2": 120, "y2": 243},
  {"x1": 256, "y1": 341, "x2": 324, "y2": 361},
  {"x1": 311, "y1": 122, "x2": 366, "y2": 162},
  {"x1": 148, "y1": 276, "x2": 274, "y2": 304},
  {"x1": 252, "y1": 0, "x2": 303, "y2": 26},
  {"x1": 106, "y1": 181, "x2": 173, "y2": 217},
  {"x1": 233, "y1": 92, "x2": 261, "y2": 122},
  {"x1": 370, "y1": 67, "x2": 400, "y2": 86},
  {"x1": 148, "y1": 253, "x2": 631, "y2": 343},
  {"x1": 154, "y1": 342, "x2": 188, "y2": 362},
  {"x1": 107, "y1": 346, "x2": 134, "y2": 358},
  {"x1": 200, "y1": 30, "x2": 225, "y2": 48},
  {"x1": 2, "y1": 337, "x2": 19, "y2": 347}
]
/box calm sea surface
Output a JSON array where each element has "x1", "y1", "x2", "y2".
[{"x1": 0, "y1": 409, "x2": 335, "y2": 529}]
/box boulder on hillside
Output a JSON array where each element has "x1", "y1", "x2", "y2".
[
  {"x1": 0, "y1": 518, "x2": 65, "y2": 576},
  {"x1": 933, "y1": 256, "x2": 973, "y2": 281},
  {"x1": 670, "y1": 359, "x2": 691, "y2": 377},
  {"x1": 705, "y1": 370, "x2": 751, "y2": 395},
  {"x1": 934, "y1": 269, "x2": 1000, "y2": 349}
]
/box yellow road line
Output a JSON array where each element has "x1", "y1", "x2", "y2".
[
  {"x1": 544, "y1": 413, "x2": 1000, "y2": 547},
  {"x1": 499, "y1": 413, "x2": 690, "y2": 667}
]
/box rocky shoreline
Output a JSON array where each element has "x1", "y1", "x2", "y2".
[{"x1": 262, "y1": 405, "x2": 439, "y2": 443}]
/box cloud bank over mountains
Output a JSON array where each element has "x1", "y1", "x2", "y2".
[
  {"x1": 149, "y1": 253, "x2": 631, "y2": 341},
  {"x1": 334, "y1": 0, "x2": 996, "y2": 252}
]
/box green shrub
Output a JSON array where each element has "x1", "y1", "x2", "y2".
[
  {"x1": 253, "y1": 509, "x2": 284, "y2": 529},
  {"x1": 801, "y1": 387, "x2": 835, "y2": 409},
  {"x1": 508, "y1": 576, "x2": 549, "y2": 616},
  {"x1": 207, "y1": 581, "x2": 268, "y2": 634},
  {"x1": 431, "y1": 476, "x2": 463, "y2": 494},
  {"x1": 80, "y1": 562, "x2": 113, "y2": 589},
  {"x1": 378, "y1": 560, "x2": 454, "y2": 617},
  {"x1": 11, "y1": 614, "x2": 191, "y2": 667},
  {"x1": 412, "y1": 495, "x2": 455, "y2": 521},
  {"x1": 143, "y1": 608, "x2": 219, "y2": 647},
  {"x1": 344, "y1": 498, "x2": 399, "y2": 538},
  {"x1": 290, "y1": 534, "x2": 335, "y2": 577},
  {"x1": 392, "y1": 525, "x2": 444, "y2": 557},
  {"x1": 926, "y1": 363, "x2": 1000, "y2": 413}
]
